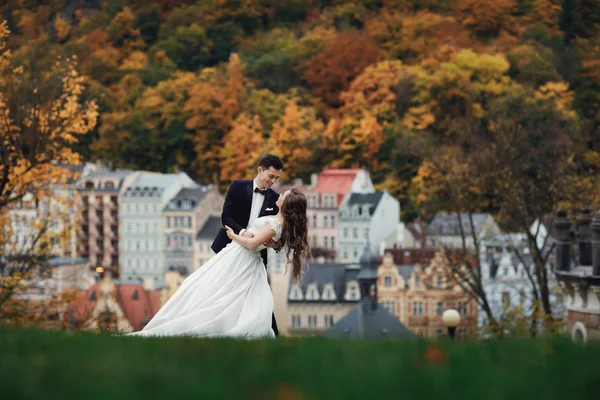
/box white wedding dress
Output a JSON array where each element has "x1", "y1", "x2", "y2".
[{"x1": 127, "y1": 216, "x2": 281, "y2": 339}]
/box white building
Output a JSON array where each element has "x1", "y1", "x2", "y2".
[
  {"x1": 338, "y1": 190, "x2": 399, "y2": 263},
  {"x1": 479, "y1": 233, "x2": 563, "y2": 328},
  {"x1": 119, "y1": 172, "x2": 196, "y2": 286}
]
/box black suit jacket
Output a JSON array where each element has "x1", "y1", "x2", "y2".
[{"x1": 211, "y1": 180, "x2": 279, "y2": 266}]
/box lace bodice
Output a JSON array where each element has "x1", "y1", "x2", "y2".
[{"x1": 247, "y1": 216, "x2": 282, "y2": 251}]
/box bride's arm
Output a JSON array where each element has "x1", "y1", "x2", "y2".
[{"x1": 225, "y1": 225, "x2": 276, "y2": 251}]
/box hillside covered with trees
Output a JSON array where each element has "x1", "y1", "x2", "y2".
[{"x1": 2, "y1": 0, "x2": 600, "y2": 222}]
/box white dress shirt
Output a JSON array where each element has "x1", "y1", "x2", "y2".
[{"x1": 246, "y1": 179, "x2": 265, "y2": 230}]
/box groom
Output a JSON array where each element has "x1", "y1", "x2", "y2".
[{"x1": 211, "y1": 154, "x2": 283, "y2": 336}]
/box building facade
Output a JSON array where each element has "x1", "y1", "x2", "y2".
[
  {"x1": 305, "y1": 169, "x2": 375, "y2": 263},
  {"x1": 338, "y1": 191, "x2": 399, "y2": 263},
  {"x1": 77, "y1": 170, "x2": 137, "y2": 270},
  {"x1": 554, "y1": 209, "x2": 600, "y2": 342},
  {"x1": 426, "y1": 212, "x2": 501, "y2": 249},
  {"x1": 119, "y1": 172, "x2": 196, "y2": 285},
  {"x1": 164, "y1": 186, "x2": 223, "y2": 274},
  {"x1": 377, "y1": 251, "x2": 477, "y2": 338}
]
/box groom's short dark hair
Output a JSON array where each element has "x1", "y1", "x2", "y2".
[{"x1": 258, "y1": 154, "x2": 283, "y2": 170}]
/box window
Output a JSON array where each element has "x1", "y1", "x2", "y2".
[
  {"x1": 291, "y1": 315, "x2": 301, "y2": 328},
  {"x1": 343, "y1": 250, "x2": 348, "y2": 260},
  {"x1": 324, "y1": 237, "x2": 328, "y2": 248},
  {"x1": 324, "y1": 315, "x2": 334, "y2": 327},
  {"x1": 353, "y1": 228, "x2": 357, "y2": 239},
  {"x1": 308, "y1": 315, "x2": 317, "y2": 328},
  {"x1": 436, "y1": 276, "x2": 444, "y2": 288},
  {"x1": 343, "y1": 227, "x2": 348, "y2": 238},
  {"x1": 458, "y1": 301, "x2": 468, "y2": 315},
  {"x1": 136, "y1": 241, "x2": 140, "y2": 250},
  {"x1": 383, "y1": 301, "x2": 396, "y2": 315},
  {"x1": 349, "y1": 286, "x2": 359, "y2": 300},
  {"x1": 411, "y1": 301, "x2": 423, "y2": 316},
  {"x1": 436, "y1": 302, "x2": 443, "y2": 316},
  {"x1": 312, "y1": 215, "x2": 317, "y2": 228},
  {"x1": 188, "y1": 236, "x2": 192, "y2": 247},
  {"x1": 187, "y1": 216, "x2": 192, "y2": 227},
  {"x1": 331, "y1": 215, "x2": 335, "y2": 227},
  {"x1": 167, "y1": 217, "x2": 171, "y2": 228},
  {"x1": 330, "y1": 236, "x2": 335, "y2": 249},
  {"x1": 414, "y1": 276, "x2": 420, "y2": 287},
  {"x1": 323, "y1": 216, "x2": 328, "y2": 228},
  {"x1": 384, "y1": 276, "x2": 392, "y2": 287}
]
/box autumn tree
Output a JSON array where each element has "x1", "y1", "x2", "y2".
[
  {"x1": 185, "y1": 53, "x2": 246, "y2": 183},
  {"x1": 219, "y1": 113, "x2": 265, "y2": 181},
  {"x1": 453, "y1": 0, "x2": 517, "y2": 38},
  {"x1": 304, "y1": 31, "x2": 380, "y2": 109},
  {"x1": 267, "y1": 97, "x2": 323, "y2": 181},
  {"x1": 0, "y1": 20, "x2": 98, "y2": 325}
]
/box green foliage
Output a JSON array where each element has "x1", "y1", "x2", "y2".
[
  {"x1": 152, "y1": 24, "x2": 211, "y2": 71},
  {"x1": 2, "y1": 326, "x2": 600, "y2": 399}
]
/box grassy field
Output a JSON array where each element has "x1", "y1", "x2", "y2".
[{"x1": 1, "y1": 326, "x2": 598, "y2": 400}]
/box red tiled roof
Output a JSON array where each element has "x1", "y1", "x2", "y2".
[
  {"x1": 313, "y1": 169, "x2": 361, "y2": 204},
  {"x1": 65, "y1": 282, "x2": 161, "y2": 331},
  {"x1": 116, "y1": 284, "x2": 161, "y2": 331},
  {"x1": 65, "y1": 285, "x2": 98, "y2": 327}
]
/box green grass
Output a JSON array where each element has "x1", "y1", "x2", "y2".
[{"x1": 1, "y1": 326, "x2": 598, "y2": 400}]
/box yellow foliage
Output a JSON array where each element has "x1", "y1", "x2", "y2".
[
  {"x1": 119, "y1": 51, "x2": 148, "y2": 71},
  {"x1": 267, "y1": 98, "x2": 323, "y2": 180},
  {"x1": 534, "y1": 81, "x2": 578, "y2": 119},
  {"x1": 219, "y1": 114, "x2": 265, "y2": 181},
  {"x1": 54, "y1": 13, "x2": 71, "y2": 43}
]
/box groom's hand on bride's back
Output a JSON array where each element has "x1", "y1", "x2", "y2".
[{"x1": 264, "y1": 239, "x2": 282, "y2": 252}]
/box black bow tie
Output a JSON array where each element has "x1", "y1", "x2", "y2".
[{"x1": 254, "y1": 187, "x2": 266, "y2": 195}]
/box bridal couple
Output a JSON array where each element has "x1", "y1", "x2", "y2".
[{"x1": 128, "y1": 154, "x2": 309, "y2": 339}]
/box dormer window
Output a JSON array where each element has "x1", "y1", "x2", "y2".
[
  {"x1": 85, "y1": 181, "x2": 94, "y2": 190},
  {"x1": 322, "y1": 284, "x2": 336, "y2": 301},
  {"x1": 384, "y1": 276, "x2": 392, "y2": 287},
  {"x1": 345, "y1": 282, "x2": 360, "y2": 301},
  {"x1": 105, "y1": 181, "x2": 115, "y2": 189},
  {"x1": 305, "y1": 283, "x2": 319, "y2": 301},
  {"x1": 289, "y1": 285, "x2": 303, "y2": 301},
  {"x1": 414, "y1": 276, "x2": 421, "y2": 288}
]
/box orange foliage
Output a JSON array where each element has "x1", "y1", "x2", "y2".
[
  {"x1": 304, "y1": 32, "x2": 380, "y2": 108},
  {"x1": 267, "y1": 98, "x2": 323, "y2": 180},
  {"x1": 219, "y1": 113, "x2": 265, "y2": 181},
  {"x1": 366, "y1": 11, "x2": 473, "y2": 64},
  {"x1": 185, "y1": 54, "x2": 246, "y2": 181},
  {"x1": 453, "y1": 0, "x2": 517, "y2": 37}
]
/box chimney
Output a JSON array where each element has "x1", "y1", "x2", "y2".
[
  {"x1": 554, "y1": 210, "x2": 572, "y2": 272},
  {"x1": 591, "y1": 211, "x2": 600, "y2": 275},
  {"x1": 577, "y1": 208, "x2": 592, "y2": 266}
]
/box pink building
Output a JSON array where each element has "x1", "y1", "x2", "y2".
[{"x1": 305, "y1": 169, "x2": 375, "y2": 263}]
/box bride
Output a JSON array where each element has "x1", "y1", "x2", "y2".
[{"x1": 127, "y1": 188, "x2": 309, "y2": 339}]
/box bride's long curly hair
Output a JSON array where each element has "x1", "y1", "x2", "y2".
[{"x1": 280, "y1": 188, "x2": 310, "y2": 283}]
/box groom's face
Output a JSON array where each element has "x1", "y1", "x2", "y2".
[{"x1": 256, "y1": 166, "x2": 281, "y2": 189}]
